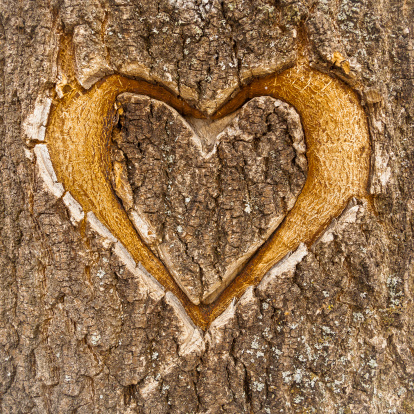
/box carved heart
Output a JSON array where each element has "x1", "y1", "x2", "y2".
[
  {"x1": 110, "y1": 94, "x2": 307, "y2": 305},
  {"x1": 46, "y1": 64, "x2": 370, "y2": 329}
]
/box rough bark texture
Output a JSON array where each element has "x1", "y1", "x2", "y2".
[
  {"x1": 0, "y1": 0, "x2": 413, "y2": 413},
  {"x1": 111, "y1": 94, "x2": 306, "y2": 305}
]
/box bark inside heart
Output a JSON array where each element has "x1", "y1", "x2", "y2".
[{"x1": 110, "y1": 94, "x2": 307, "y2": 305}]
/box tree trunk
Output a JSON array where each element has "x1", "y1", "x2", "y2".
[{"x1": 0, "y1": 0, "x2": 413, "y2": 413}]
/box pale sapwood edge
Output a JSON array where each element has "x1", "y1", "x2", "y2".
[
  {"x1": 23, "y1": 96, "x2": 52, "y2": 143},
  {"x1": 63, "y1": 192, "x2": 85, "y2": 225},
  {"x1": 33, "y1": 144, "x2": 65, "y2": 199}
]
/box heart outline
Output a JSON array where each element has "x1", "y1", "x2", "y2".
[
  {"x1": 111, "y1": 93, "x2": 308, "y2": 305},
  {"x1": 46, "y1": 56, "x2": 370, "y2": 329}
]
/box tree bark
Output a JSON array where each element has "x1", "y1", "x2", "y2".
[{"x1": 0, "y1": 0, "x2": 413, "y2": 413}]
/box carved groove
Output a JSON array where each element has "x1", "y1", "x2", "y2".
[{"x1": 46, "y1": 60, "x2": 370, "y2": 329}]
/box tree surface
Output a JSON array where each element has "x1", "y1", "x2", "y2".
[{"x1": 0, "y1": 0, "x2": 413, "y2": 413}]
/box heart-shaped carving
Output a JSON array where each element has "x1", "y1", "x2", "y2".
[
  {"x1": 46, "y1": 63, "x2": 370, "y2": 329},
  {"x1": 110, "y1": 94, "x2": 307, "y2": 305}
]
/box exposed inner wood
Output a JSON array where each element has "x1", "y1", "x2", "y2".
[{"x1": 47, "y1": 45, "x2": 370, "y2": 329}]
